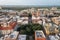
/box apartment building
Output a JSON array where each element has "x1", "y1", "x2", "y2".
[
  {"x1": 17, "y1": 11, "x2": 28, "y2": 24},
  {"x1": 54, "y1": 10, "x2": 60, "y2": 16},
  {"x1": 44, "y1": 22, "x2": 59, "y2": 35},
  {"x1": 35, "y1": 30, "x2": 46, "y2": 40},
  {"x1": 0, "y1": 16, "x2": 17, "y2": 35},
  {"x1": 51, "y1": 16, "x2": 60, "y2": 25},
  {"x1": 7, "y1": 10, "x2": 17, "y2": 17},
  {"x1": 0, "y1": 31, "x2": 19, "y2": 40},
  {"x1": 50, "y1": 7, "x2": 57, "y2": 11},
  {"x1": 43, "y1": 17, "x2": 59, "y2": 35},
  {"x1": 31, "y1": 9, "x2": 43, "y2": 24}
]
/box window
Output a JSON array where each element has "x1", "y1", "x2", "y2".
[{"x1": 36, "y1": 32, "x2": 43, "y2": 38}]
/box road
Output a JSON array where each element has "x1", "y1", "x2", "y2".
[{"x1": 14, "y1": 24, "x2": 20, "y2": 31}]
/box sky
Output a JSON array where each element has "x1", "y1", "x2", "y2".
[{"x1": 0, "y1": 0, "x2": 60, "y2": 6}]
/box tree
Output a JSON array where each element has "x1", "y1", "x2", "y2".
[
  {"x1": 58, "y1": 26, "x2": 60, "y2": 33},
  {"x1": 18, "y1": 23, "x2": 43, "y2": 35},
  {"x1": 17, "y1": 23, "x2": 43, "y2": 40},
  {"x1": 28, "y1": 13, "x2": 32, "y2": 24}
]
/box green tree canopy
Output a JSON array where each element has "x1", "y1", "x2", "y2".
[{"x1": 18, "y1": 23, "x2": 43, "y2": 35}]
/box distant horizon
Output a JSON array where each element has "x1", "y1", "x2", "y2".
[
  {"x1": 0, "y1": 5, "x2": 60, "y2": 7},
  {"x1": 0, "y1": 0, "x2": 60, "y2": 6}
]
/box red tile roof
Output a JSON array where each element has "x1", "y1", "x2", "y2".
[{"x1": 0, "y1": 22, "x2": 17, "y2": 30}]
